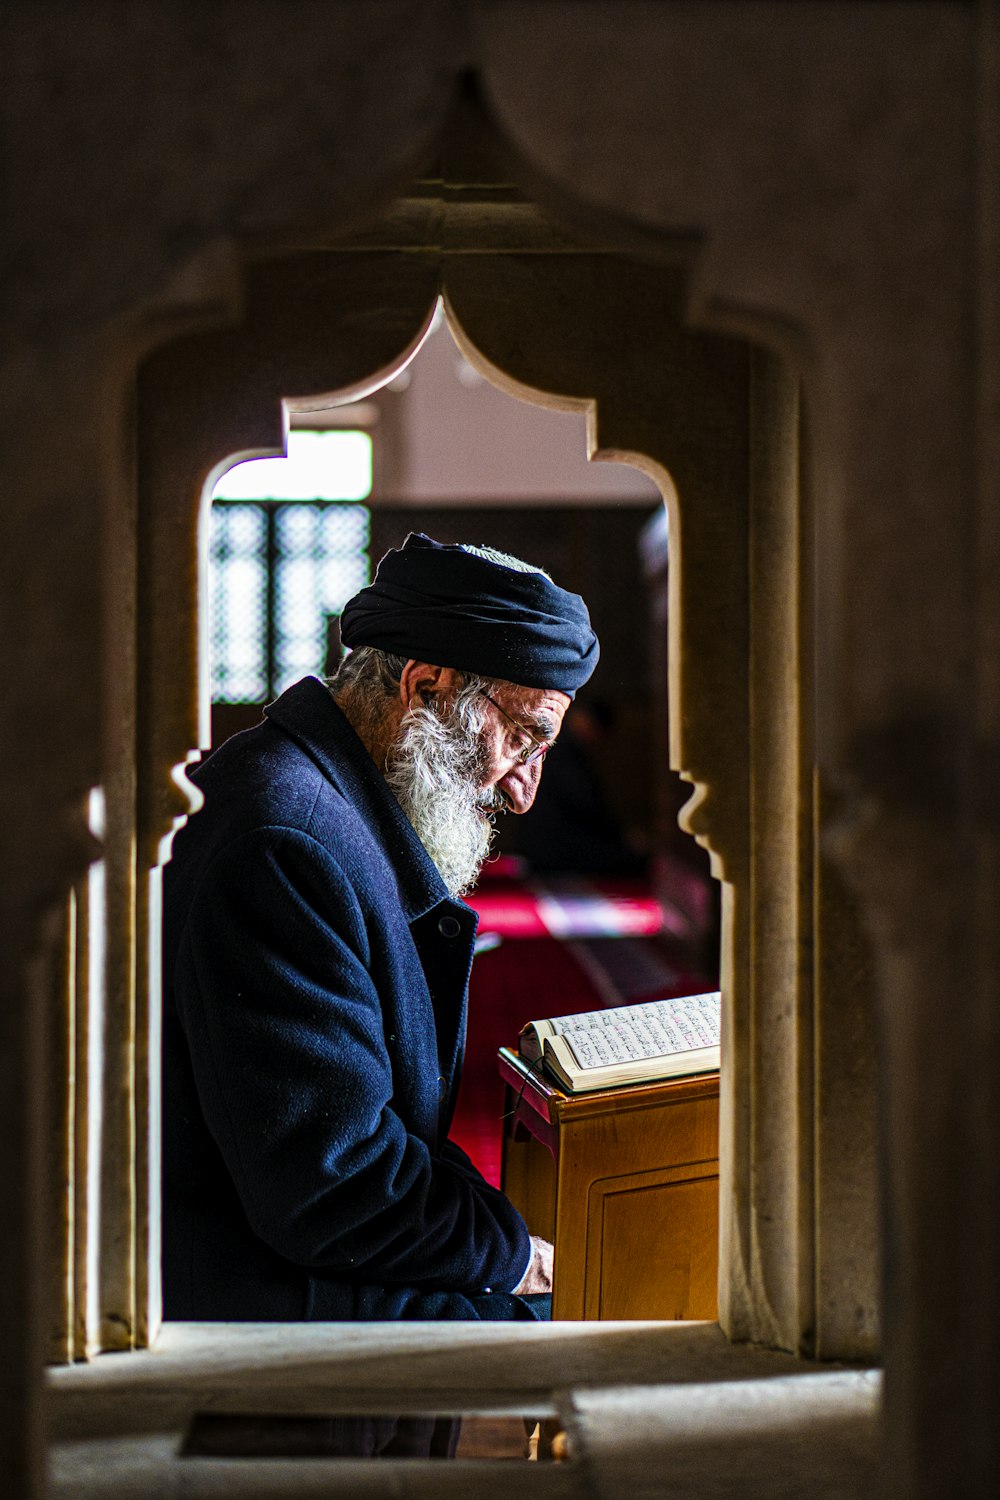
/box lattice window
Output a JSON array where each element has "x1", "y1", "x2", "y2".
[{"x1": 210, "y1": 431, "x2": 372, "y2": 703}]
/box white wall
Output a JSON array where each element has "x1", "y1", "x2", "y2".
[{"x1": 387, "y1": 314, "x2": 661, "y2": 505}]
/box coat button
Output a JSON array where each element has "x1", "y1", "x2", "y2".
[
  {"x1": 438, "y1": 914, "x2": 462, "y2": 939},
  {"x1": 437, "y1": 1074, "x2": 447, "y2": 1098}
]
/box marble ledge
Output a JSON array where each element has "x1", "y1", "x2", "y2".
[{"x1": 48, "y1": 1321, "x2": 881, "y2": 1498}]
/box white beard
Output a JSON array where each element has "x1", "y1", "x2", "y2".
[{"x1": 383, "y1": 694, "x2": 502, "y2": 897}]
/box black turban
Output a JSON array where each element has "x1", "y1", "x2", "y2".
[{"x1": 339, "y1": 533, "x2": 599, "y2": 696}]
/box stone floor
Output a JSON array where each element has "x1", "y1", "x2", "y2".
[{"x1": 48, "y1": 1321, "x2": 881, "y2": 1498}]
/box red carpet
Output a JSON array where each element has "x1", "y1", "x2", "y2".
[{"x1": 451, "y1": 862, "x2": 716, "y2": 1185}]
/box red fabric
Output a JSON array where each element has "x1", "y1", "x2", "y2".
[
  {"x1": 466, "y1": 887, "x2": 551, "y2": 938},
  {"x1": 468, "y1": 871, "x2": 667, "y2": 940}
]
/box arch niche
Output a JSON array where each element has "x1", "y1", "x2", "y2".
[{"x1": 124, "y1": 155, "x2": 877, "y2": 1367}]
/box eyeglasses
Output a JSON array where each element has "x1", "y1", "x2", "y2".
[{"x1": 479, "y1": 690, "x2": 552, "y2": 766}]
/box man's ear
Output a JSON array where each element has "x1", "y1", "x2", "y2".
[{"x1": 398, "y1": 661, "x2": 463, "y2": 712}]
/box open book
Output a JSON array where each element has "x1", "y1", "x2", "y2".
[{"x1": 519, "y1": 991, "x2": 721, "y2": 1093}]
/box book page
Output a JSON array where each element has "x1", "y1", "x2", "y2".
[
  {"x1": 518, "y1": 1017, "x2": 559, "y2": 1061},
  {"x1": 556, "y1": 994, "x2": 720, "y2": 1071}
]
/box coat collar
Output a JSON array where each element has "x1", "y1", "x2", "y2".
[{"x1": 264, "y1": 675, "x2": 471, "y2": 928}]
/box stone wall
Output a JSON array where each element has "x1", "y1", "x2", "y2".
[{"x1": 3, "y1": 4, "x2": 998, "y2": 1496}]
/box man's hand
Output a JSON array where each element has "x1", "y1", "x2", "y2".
[{"x1": 514, "y1": 1235, "x2": 554, "y2": 1295}]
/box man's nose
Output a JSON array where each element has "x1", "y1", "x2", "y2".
[{"x1": 498, "y1": 761, "x2": 543, "y2": 814}]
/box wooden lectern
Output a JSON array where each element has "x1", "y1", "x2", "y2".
[{"x1": 498, "y1": 1048, "x2": 720, "y2": 1321}]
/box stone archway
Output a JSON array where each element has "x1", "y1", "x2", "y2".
[
  {"x1": 11, "y1": 7, "x2": 995, "y2": 1496},
  {"x1": 86, "y1": 109, "x2": 875, "y2": 1379}
]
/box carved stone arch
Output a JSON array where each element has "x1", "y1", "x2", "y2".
[
  {"x1": 441, "y1": 263, "x2": 751, "y2": 886},
  {"x1": 72, "y1": 76, "x2": 878, "y2": 1380},
  {"x1": 137, "y1": 253, "x2": 442, "y2": 842}
]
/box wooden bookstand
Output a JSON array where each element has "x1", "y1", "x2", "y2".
[{"x1": 498, "y1": 1048, "x2": 720, "y2": 1321}]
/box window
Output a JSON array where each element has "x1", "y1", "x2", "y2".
[{"x1": 210, "y1": 430, "x2": 372, "y2": 703}]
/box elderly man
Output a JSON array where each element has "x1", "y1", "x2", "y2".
[{"x1": 162, "y1": 533, "x2": 598, "y2": 1321}]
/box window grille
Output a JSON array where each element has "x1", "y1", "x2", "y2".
[{"x1": 209, "y1": 431, "x2": 372, "y2": 703}]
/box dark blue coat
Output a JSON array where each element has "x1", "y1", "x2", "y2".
[{"x1": 162, "y1": 676, "x2": 533, "y2": 1321}]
